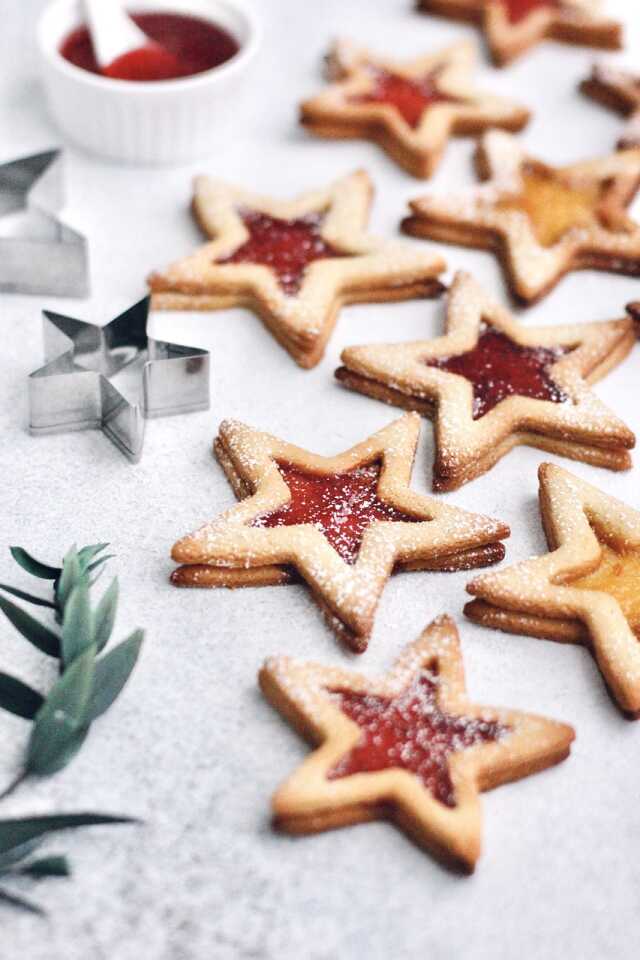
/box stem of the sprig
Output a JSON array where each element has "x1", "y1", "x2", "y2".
[{"x1": 0, "y1": 772, "x2": 27, "y2": 803}]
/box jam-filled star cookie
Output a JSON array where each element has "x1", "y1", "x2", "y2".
[
  {"x1": 402, "y1": 130, "x2": 640, "y2": 304},
  {"x1": 581, "y1": 63, "x2": 640, "y2": 149},
  {"x1": 336, "y1": 271, "x2": 635, "y2": 491},
  {"x1": 466, "y1": 464, "x2": 640, "y2": 716},
  {"x1": 148, "y1": 170, "x2": 445, "y2": 369},
  {"x1": 260, "y1": 614, "x2": 574, "y2": 871},
  {"x1": 171, "y1": 414, "x2": 509, "y2": 651},
  {"x1": 300, "y1": 39, "x2": 530, "y2": 178},
  {"x1": 417, "y1": 1, "x2": 622, "y2": 67}
]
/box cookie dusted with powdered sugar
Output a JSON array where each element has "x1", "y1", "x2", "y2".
[
  {"x1": 402, "y1": 130, "x2": 640, "y2": 304},
  {"x1": 336, "y1": 271, "x2": 635, "y2": 491},
  {"x1": 417, "y1": 1, "x2": 621, "y2": 66},
  {"x1": 300, "y1": 39, "x2": 529, "y2": 178},
  {"x1": 170, "y1": 413, "x2": 509, "y2": 651},
  {"x1": 466, "y1": 464, "x2": 640, "y2": 716},
  {"x1": 580, "y1": 62, "x2": 640, "y2": 149},
  {"x1": 260, "y1": 615, "x2": 574, "y2": 871},
  {"x1": 148, "y1": 170, "x2": 445, "y2": 368}
]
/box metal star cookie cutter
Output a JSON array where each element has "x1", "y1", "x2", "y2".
[
  {"x1": 0, "y1": 149, "x2": 88, "y2": 297},
  {"x1": 28, "y1": 296, "x2": 210, "y2": 462}
]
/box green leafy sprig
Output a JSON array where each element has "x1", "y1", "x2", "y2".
[
  {"x1": 0, "y1": 814, "x2": 135, "y2": 915},
  {"x1": 0, "y1": 543, "x2": 143, "y2": 796},
  {"x1": 0, "y1": 543, "x2": 144, "y2": 913}
]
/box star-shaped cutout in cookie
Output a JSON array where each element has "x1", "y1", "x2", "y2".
[
  {"x1": 417, "y1": 1, "x2": 621, "y2": 66},
  {"x1": 170, "y1": 413, "x2": 509, "y2": 651},
  {"x1": 402, "y1": 130, "x2": 640, "y2": 304},
  {"x1": 148, "y1": 170, "x2": 445, "y2": 368},
  {"x1": 336, "y1": 271, "x2": 635, "y2": 491},
  {"x1": 260, "y1": 614, "x2": 574, "y2": 871},
  {"x1": 300, "y1": 39, "x2": 529, "y2": 178},
  {"x1": 466, "y1": 463, "x2": 640, "y2": 715},
  {"x1": 581, "y1": 63, "x2": 640, "y2": 150}
]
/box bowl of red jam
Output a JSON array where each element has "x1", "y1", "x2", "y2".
[{"x1": 37, "y1": 0, "x2": 260, "y2": 164}]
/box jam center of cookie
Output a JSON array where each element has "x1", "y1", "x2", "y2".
[
  {"x1": 251, "y1": 461, "x2": 419, "y2": 565},
  {"x1": 327, "y1": 670, "x2": 508, "y2": 807},
  {"x1": 570, "y1": 543, "x2": 640, "y2": 638},
  {"x1": 216, "y1": 209, "x2": 347, "y2": 296},
  {"x1": 497, "y1": 165, "x2": 601, "y2": 247},
  {"x1": 348, "y1": 67, "x2": 461, "y2": 129},
  {"x1": 427, "y1": 326, "x2": 569, "y2": 419},
  {"x1": 499, "y1": 0, "x2": 560, "y2": 25}
]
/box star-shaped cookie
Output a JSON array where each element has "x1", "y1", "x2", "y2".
[
  {"x1": 417, "y1": 1, "x2": 622, "y2": 66},
  {"x1": 148, "y1": 169, "x2": 445, "y2": 369},
  {"x1": 402, "y1": 130, "x2": 640, "y2": 304},
  {"x1": 581, "y1": 63, "x2": 640, "y2": 149},
  {"x1": 300, "y1": 39, "x2": 530, "y2": 178},
  {"x1": 466, "y1": 463, "x2": 640, "y2": 716},
  {"x1": 336, "y1": 271, "x2": 635, "y2": 491},
  {"x1": 171, "y1": 413, "x2": 509, "y2": 651},
  {"x1": 260, "y1": 614, "x2": 574, "y2": 871}
]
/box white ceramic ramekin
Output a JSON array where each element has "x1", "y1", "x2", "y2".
[{"x1": 37, "y1": 0, "x2": 260, "y2": 165}]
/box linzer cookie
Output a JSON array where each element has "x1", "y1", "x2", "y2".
[
  {"x1": 581, "y1": 63, "x2": 640, "y2": 149},
  {"x1": 416, "y1": 1, "x2": 622, "y2": 66},
  {"x1": 402, "y1": 130, "x2": 640, "y2": 304},
  {"x1": 336, "y1": 271, "x2": 635, "y2": 491},
  {"x1": 260, "y1": 615, "x2": 574, "y2": 871},
  {"x1": 148, "y1": 170, "x2": 445, "y2": 368},
  {"x1": 466, "y1": 463, "x2": 640, "y2": 716},
  {"x1": 300, "y1": 39, "x2": 529, "y2": 178},
  {"x1": 171, "y1": 414, "x2": 509, "y2": 651}
]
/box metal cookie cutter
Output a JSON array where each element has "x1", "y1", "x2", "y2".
[
  {"x1": 28, "y1": 296, "x2": 210, "y2": 462},
  {"x1": 0, "y1": 149, "x2": 88, "y2": 297}
]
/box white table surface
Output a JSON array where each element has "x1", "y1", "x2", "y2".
[{"x1": 2, "y1": 2, "x2": 640, "y2": 957}]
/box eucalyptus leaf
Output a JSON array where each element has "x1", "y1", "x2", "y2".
[
  {"x1": 0, "y1": 673, "x2": 44, "y2": 720},
  {"x1": 88, "y1": 630, "x2": 143, "y2": 722},
  {"x1": 86, "y1": 558, "x2": 116, "y2": 591},
  {"x1": 9, "y1": 548, "x2": 60, "y2": 581},
  {"x1": 61, "y1": 583, "x2": 94, "y2": 666},
  {"x1": 92, "y1": 578, "x2": 118, "y2": 653},
  {"x1": 0, "y1": 813, "x2": 136, "y2": 855},
  {"x1": 87, "y1": 556, "x2": 115, "y2": 576},
  {"x1": 0, "y1": 839, "x2": 42, "y2": 870},
  {"x1": 0, "y1": 595, "x2": 60, "y2": 658},
  {"x1": 32, "y1": 726, "x2": 90, "y2": 779},
  {"x1": 77, "y1": 544, "x2": 109, "y2": 569},
  {"x1": 55, "y1": 546, "x2": 83, "y2": 611},
  {"x1": 0, "y1": 583, "x2": 56, "y2": 609},
  {"x1": 17, "y1": 855, "x2": 70, "y2": 878},
  {"x1": 26, "y1": 645, "x2": 96, "y2": 776},
  {"x1": 0, "y1": 887, "x2": 45, "y2": 916}
]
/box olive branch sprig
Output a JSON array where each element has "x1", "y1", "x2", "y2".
[{"x1": 0, "y1": 543, "x2": 143, "y2": 914}]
